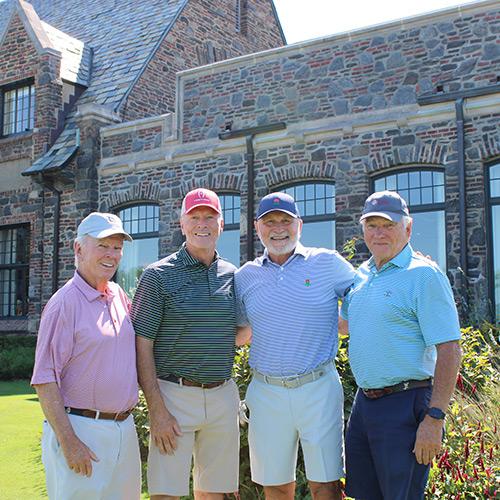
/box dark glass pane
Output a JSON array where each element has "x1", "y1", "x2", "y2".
[
  {"x1": 374, "y1": 178, "x2": 385, "y2": 191},
  {"x1": 433, "y1": 171, "x2": 444, "y2": 185},
  {"x1": 421, "y1": 171, "x2": 433, "y2": 187},
  {"x1": 409, "y1": 171, "x2": 420, "y2": 188},
  {"x1": 492, "y1": 205, "x2": 500, "y2": 324},
  {"x1": 116, "y1": 238, "x2": 159, "y2": 297},
  {"x1": 409, "y1": 189, "x2": 421, "y2": 205},
  {"x1": 386, "y1": 175, "x2": 396, "y2": 191},
  {"x1": 397, "y1": 172, "x2": 408, "y2": 189},
  {"x1": 411, "y1": 211, "x2": 446, "y2": 271},
  {"x1": 434, "y1": 186, "x2": 445, "y2": 203},
  {"x1": 217, "y1": 229, "x2": 240, "y2": 266},
  {"x1": 421, "y1": 187, "x2": 433, "y2": 205},
  {"x1": 300, "y1": 220, "x2": 335, "y2": 249}
]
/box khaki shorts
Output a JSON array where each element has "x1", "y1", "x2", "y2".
[
  {"x1": 246, "y1": 362, "x2": 345, "y2": 486},
  {"x1": 41, "y1": 414, "x2": 141, "y2": 500},
  {"x1": 148, "y1": 378, "x2": 240, "y2": 496}
]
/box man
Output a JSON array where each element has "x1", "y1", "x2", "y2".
[
  {"x1": 131, "y1": 188, "x2": 242, "y2": 500},
  {"x1": 31, "y1": 212, "x2": 140, "y2": 500},
  {"x1": 341, "y1": 190, "x2": 462, "y2": 500},
  {"x1": 235, "y1": 192, "x2": 354, "y2": 500}
]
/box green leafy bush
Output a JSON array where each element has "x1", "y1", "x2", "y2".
[{"x1": 0, "y1": 335, "x2": 36, "y2": 380}]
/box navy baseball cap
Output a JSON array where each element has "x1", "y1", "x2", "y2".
[
  {"x1": 256, "y1": 192, "x2": 300, "y2": 220},
  {"x1": 360, "y1": 190, "x2": 409, "y2": 222}
]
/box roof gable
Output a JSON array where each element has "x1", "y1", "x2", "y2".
[{"x1": 0, "y1": 0, "x2": 189, "y2": 110}]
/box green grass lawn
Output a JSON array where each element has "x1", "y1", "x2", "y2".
[
  {"x1": 0, "y1": 380, "x2": 150, "y2": 499},
  {"x1": 0, "y1": 380, "x2": 46, "y2": 500}
]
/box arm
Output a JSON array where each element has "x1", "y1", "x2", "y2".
[
  {"x1": 338, "y1": 316, "x2": 348, "y2": 336},
  {"x1": 34, "y1": 382, "x2": 98, "y2": 476},
  {"x1": 136, "y1": 336, "x2": 182, "y2": 455},
  {"x1": 413, "y1": 340, "x2": 462, "y2": 464},
  {"x1": 235, "y1": 325, "x2": 252, "y2": 346}
]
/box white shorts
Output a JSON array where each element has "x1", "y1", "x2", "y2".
[
  {"x1": 148, "y1": 378, "x2": 240, "y2": 496},
  {"x1": 245, "y1": 362, "x2": 345, "y2": 486},
  {"x1": 41, "y1": 414, "x2": 141, "y2": 500}
]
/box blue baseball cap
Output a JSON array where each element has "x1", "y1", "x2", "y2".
[
  {"x1": 360, "y1": 190, "x2": 409, "y2": 223},
  {"x1": 256, "y1": 192, "x2": 300, "y2": 220}
]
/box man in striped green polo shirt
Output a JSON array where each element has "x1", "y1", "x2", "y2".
[{"x1": 131, "y1": 188, "x2": 245, "y2": 500}]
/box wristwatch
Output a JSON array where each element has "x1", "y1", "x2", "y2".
[{"x1": 426, "y1": 407, "x2": 446, "y2": 420}]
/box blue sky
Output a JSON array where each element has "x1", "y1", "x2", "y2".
[{"x1": 273, "y1": 0, "x2": 476, "y2": 43}]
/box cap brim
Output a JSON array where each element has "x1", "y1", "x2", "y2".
[
  {"x1": 183, "y1": 203, "x2": 221, "y2": 215},
  {"x1": 360, "y1": 211, "x2": 404, "y2": 223},
  {"x1": 256, "y1": 208, "x2": 299, "y2": 220},
  {"x1": 88, "y1": 229, "x2": 133, "y2": 242}
]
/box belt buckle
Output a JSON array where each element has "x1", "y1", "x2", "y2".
[
  {"x1": 402, "y1": 381, "x2": 410, "y2": 391},
  {"x1": 282, "y1": 375, "x2": 299, "y2": 389},
  {"x1": 94, "y1": 410, "x2": 100, "y2": 420}
]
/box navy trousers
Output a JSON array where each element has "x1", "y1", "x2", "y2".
[{"x1": 345, "y1": 387, "x2": 432, "y2": 500}]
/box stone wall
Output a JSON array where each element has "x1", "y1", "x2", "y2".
[
  {"x1": 120, "y1": 0, "x2": 284, "y2": 120},
  {"x1": 98, "y1": 1, "x2": 500, "y2": 322}
]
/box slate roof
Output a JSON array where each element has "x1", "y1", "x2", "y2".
[
  {"x1": 22, "y1": 126, "x2": 80, "y2": 175},
  {"x1": 0, "y1": 0, "x2": 189, "y2": 173},
  {"x1": 0, "y1": 0, "x2": 189, "y2": 109}
]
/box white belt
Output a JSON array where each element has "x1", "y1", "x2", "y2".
[{"x1": 252, "y1": 359, "x2": 333, "y2": 389}]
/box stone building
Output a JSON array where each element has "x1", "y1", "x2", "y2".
[
  {"x1": 0, "y1": 0, "x2": 285, "y2": 334},
  {"x1": 0, "y1": 0, "x2": 499, "y2": 335}
]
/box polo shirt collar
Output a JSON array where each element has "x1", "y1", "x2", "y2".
[
  {"x1": 73, "y1": 271, "x2": 114, "y2": 301},
  {"x1": 179, "y1": 242, "x2": 219, "y2": 268},
  {"x1": 368, "y1": 243, "x2": 413, "y2": 272},
  {"x1": 261, "y1": 242, "x2": 308, "y2": 265}
]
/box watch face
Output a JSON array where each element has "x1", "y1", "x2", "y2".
[{"x1": 427, "y1": 407, "x2": 445, "y2": 419}]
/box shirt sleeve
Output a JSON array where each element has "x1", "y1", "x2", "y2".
[
  {"x1": 234, "y1": 272, "x2": 250, "y2": 327},
  {"x1": 130, "y1": 267, "x2": 164, "y2": 341},
  {"x1": 332, "y1": 251, "x2": 356, "y2": 299},
  {"x1": 340, "y1": 292, "x2": 350, "y2": 321},
  {"x1": 31, "y1": 300, "x2": 73, "y2": 386},
  {"x1": 416, "y1": 268, "x2": 461, "y2": 346}
]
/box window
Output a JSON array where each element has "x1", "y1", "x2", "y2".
[
  {"x1": 0, "y1": 226, "x2": 29, "y2": 317},
  {"x1": 235, "y1": 0, "x2": 248, "y2": 34},
  {"x1": 488, "y1": 162, "x2": 500, "y2": 323},
  {"x1": 217, "y1": 193, "x2": 240, "y2": 266},
  {"x1": 373, "y1": 169, "x2": 446, "y2": 271},
  {"x1": 115, "y1": 204, "x2": 159, "y2": 296},
  {"x1": 282, "y1": 182, "x2": 336, "y2": 249},
  {"x1": 1, "y1": 83, "x2": 35, "y2": 136}
]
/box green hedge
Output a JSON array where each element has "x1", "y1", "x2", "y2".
[{"x1": 0, "y1": 335, "x2": 36, "y2": 380}]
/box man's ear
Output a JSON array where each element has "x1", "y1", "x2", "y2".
[{"x1": 179, "y1": 217, "x2": 186, "y2": 236}]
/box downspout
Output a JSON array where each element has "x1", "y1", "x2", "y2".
[
  {"x1": 42, "y1": 178, "x2": 61, "y2": 294},
  {"x1": 219, "y1": 122, "x2": 286, "y2": 260},
  {"x1": 455, "y1": 98, "x2": 467, "y2": 278}
]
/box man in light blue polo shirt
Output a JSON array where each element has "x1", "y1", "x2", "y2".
[
  {"x1": 235, "y1": 192, "x2": 354, "y2": 500},
  {"x1": 341, "y1": 191, "x2": 462, "y2": 500}
]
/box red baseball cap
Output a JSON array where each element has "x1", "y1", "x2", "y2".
[{"x1": 181, "y1": 188, "x2": 222, "y2": 215}]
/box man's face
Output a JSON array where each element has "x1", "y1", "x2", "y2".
[
  {"x1": 75, "y1": 234, "x2": 124, "y2": 289},
  {"x1": 255, "y1": 211, "x2": 302, "y2": 259},
  {"x1": 180, "y1": 206, "x2": 223, "y2": 252},
  {"x1": 362, "y1": 216, "x2": 412, "y2": 267}
]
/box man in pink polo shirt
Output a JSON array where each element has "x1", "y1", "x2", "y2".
[{"x1": 31, "y1": 212, "x2": 140, "y2": 500}]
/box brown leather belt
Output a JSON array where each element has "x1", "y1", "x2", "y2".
[
  {"x1": 362, "y1": 379, "x2": 432, "y2": 399},
  {"x1": 160, "y1": 373, "x2": 227, "y2": 389},
  {"x1": 65, "y1": 407, "x2": 133, "y2": 421}
]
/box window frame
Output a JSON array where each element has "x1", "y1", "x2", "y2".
[
  {"x1": 217, "y1": 191, "x2": 241, "y2": 265},
  {"x1": 370, "y1": 166, "x2": 447, "y2": 270},
  {"x1": 0, "y1": 224, "x2": 30, "y2": 319},
  {"x1": 1, "y1": 79, "x2": 36, "y2": 138},
  {"x1": 277, "y1": 180, "x2": 337, "y2": 248},
  {"x1": 115, "y1": 202, "x2": 160, "y2": 240},
  {"x1": 485, "y1": 159, "x2": 500, "y2": 323}
]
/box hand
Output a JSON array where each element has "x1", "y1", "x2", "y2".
[
  {"x1": 413, "y1": 416, "x2": 443, "y2": 465},
  {"x1": 61, "y1": 435, "x2": 99, "y2": 477},
  {"x1": 150, "y1": 408, "x2": 183, "y2": 455}
]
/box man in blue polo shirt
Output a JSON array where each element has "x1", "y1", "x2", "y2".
[
  {"x1": 235, "y1": 192, "x2": 354, "y2": 500},
  {"x1": 341, "y1": 190, "x2": 462, "y2": 500}
]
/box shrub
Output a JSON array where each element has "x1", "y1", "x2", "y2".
[{"x1": 0, "y1": 335, "x2": 36, "y2": 380}]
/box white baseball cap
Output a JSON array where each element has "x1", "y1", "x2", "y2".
[{"x1": 77, "y1": 212, "x2": 132, "y2": 241}]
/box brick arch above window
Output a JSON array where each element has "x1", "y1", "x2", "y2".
[
  {"x1": 180, "y1": 173, "x2": 244, "y2": 195},
  {"x1": 264, "y1": 161, "x2": 336, "y2": 189},
  {"x1": 99, "y1": 184, "x2": 161, "y2": 212},
  {"x1": 479, "y1": 133, "x2": 500, "y2": 161},
  {"x1": 368, "y1": 140, "x2": 450, "y2": 173}
]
